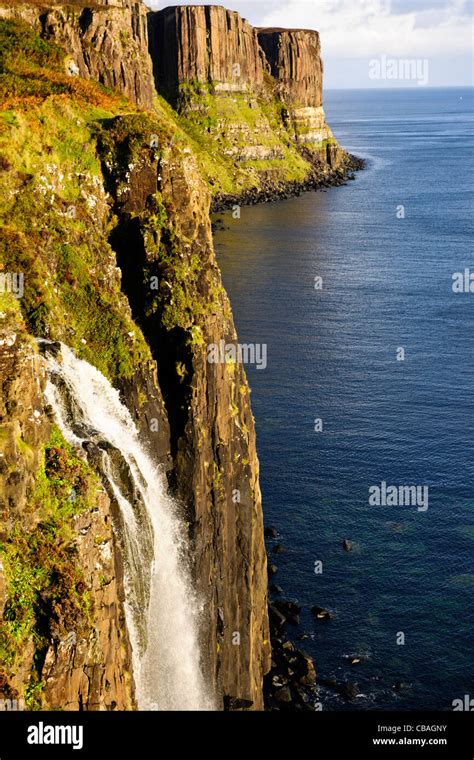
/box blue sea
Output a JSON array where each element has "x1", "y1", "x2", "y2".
[{"x1": 214, "y1": 88, "x2": 474, "y2": 710}]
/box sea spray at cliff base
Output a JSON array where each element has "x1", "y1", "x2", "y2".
[{"x1": 41, "y1": 341, "x2": 214, "y2": 710}]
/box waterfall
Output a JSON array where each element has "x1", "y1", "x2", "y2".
[{"x1": 41, "y1": 342, "x2": 214, "y2": 711}]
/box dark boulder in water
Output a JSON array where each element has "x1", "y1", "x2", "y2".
[
  {"x1": 343, "y1": 653, "x2": 369, "y2": 665},
  {"x1": 320, "y1": 677, "x2": 337, "y2": 688},
  {"x1": 264, "y1": 616, "x2": 318, "y2": 709},
  {"x1": 311, "y1": 605, "x2": 332, "y2": 620},
  {"x1": 338, "y1": 682, "x2": 360, "y2": 700},
  {"x1": 273, "y1": 599, "x2": 300, "y2": 625},
  {"x1": 342, "y1": 538, "x2": 353, "y2": 552},
  {"x1": 274, "y1": 685, "x2": 292, "y2": 703},
  {"x1": 272, "y1": 543, "x2": 286, "y2": 554},
  {"x1": 269, "y1": 604, "x2": 287, "y2": 628},
  {"x1": 264, "y1": 526, "x2": 278, "y2": 538}
]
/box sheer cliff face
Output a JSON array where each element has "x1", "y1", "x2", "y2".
[
  {"x1": 0, "y1": 331, "x2": 135, "y2": 710},
  {"x1": 0, "y1": 12, "x2": 270, "y2": 709},
  {"x1": 0, "y1": 0, "x2": 154, "y2": 108},
  {"x1": 99, "y1": 117, "x2": 271, "y2": 707},
  {"x1": 148, "y1": 4, "x2": 341, "y2": 179},
  {"x1": 0, "y1": 2, "x2": 346, "y2": 711},
  {"x1": 159, "y1": 149, "x2": 271, "y2": 708},
  {"x1": 149, "y1": 4, "x2": 267, "y2": 101},
  {"x1": 258, "y1": 28, "x2": 324, "y2": 108},
  {"x1": 258, "y1": 28, "x2": 335, "y2": 148}
]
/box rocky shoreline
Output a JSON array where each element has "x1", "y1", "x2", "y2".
[
  {"x1": 264, "y1": 597, "x2": 318, "y2": 711},
  {"x1": 211, "y1": 154, "x2": 366, "y2": 710},
  {"x1": 210, "y1": 153, "x2": 365, "y2": 214},
  {"x1": 262, "y1": 525, "x2": 367, "y2": 711},
  {"x1": 1, "y1": 1, "x2": 364, "y2": 712},
  {"x1": 263, "y1": 525, "x2": 320, "y2": 710}
]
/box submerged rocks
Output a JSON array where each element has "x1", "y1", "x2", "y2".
[
  {"x1": 273, "y1": 599, "x2": 300, "y2": 626},
  {"x1": 264, "y1": 632, "x2": 318, "y2": 710},
  {"x1": 265, "y1": 589, "x2": 318, "y2": 710},
  {"x1": 320, "y1": 677, "x2": 337, "y2": 688},
  {"x1": 263, "y1": 520, "x2": 367, "y2": 711},
  {"x1": 393, "y1": 681, "x2": 411, "y2": 691},
  {"x1": 270, "y1": 584, "x2": 283, "y2": 595},
  {"x1": 269, "y1": 604, "x2": 287, "y2": 629},
  {"x1": 211, "y1": 217, "x2": 226, "y2": 233},
  {"x1": 264, "y1": 526, "x2": 278, "y2": 538},
  {"x1": 337, "y1": 682, "x2": 360, "y2": 701},
  {"x1": 343, "y1": 653, "x2": 369, "y2": 666}
]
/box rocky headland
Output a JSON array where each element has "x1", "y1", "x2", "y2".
[{"x1": 0, "y1": 0, "x2": 362, "y2": 710}]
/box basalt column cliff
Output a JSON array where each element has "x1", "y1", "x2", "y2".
[
  {"x1": 149, "y1": 4, "x2": 353, "y2": 199},
  {"x1": 258, "y1": 27, "x2": 341, "y2": 163},
  {"x1": 0, "y1": 1, "x2": 356, "y2": 711},
  {"x1": 150, "y1": 4, "x2": 267, "y2": 100}
]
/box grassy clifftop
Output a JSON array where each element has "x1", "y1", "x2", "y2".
[
  {"x1": 172, "y1": 79, "x2": 317, "y2": 195},
  {"x1": 0, "y1": 13, "x2": 335, "y2": 709},
  {"x1": 0, "y1": 19, "x2": 157, "y2": 380},
  {"x1": 0, "y1": 20, "x2": 145, "y2": 705}
]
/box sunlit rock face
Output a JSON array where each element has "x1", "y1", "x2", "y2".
[
  {"x1": 149, "y1": 4, "x2": 268, "y2": 102},
  {"x1": 258, "y1": 27, "x2": 335, "y2": 147},
  {"x1": 0, "y1": 0, "x2": 155, "y2": 108}
]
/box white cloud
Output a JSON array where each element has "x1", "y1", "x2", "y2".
[{"x1": 259, "y1": 0, "x2": 473, "y2": 58}]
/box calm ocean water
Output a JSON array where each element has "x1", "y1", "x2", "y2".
[{"x1": 214, "y1": 88, "x2": 474, "y2": 710}]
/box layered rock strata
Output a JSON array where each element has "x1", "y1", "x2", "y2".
[{"x1": 258, "y1": 27, "x2": 335, "y2": 148}]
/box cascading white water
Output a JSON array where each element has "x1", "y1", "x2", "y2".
[{"x1": 43, "y1": 342, "x2": 214, "y2": 710}]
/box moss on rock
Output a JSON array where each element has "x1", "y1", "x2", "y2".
[{"x1": 0, "y1": 426, "x2": 99, "y2": 706}]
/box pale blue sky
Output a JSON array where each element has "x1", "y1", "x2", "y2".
[{"x1": 149, "y1": 0, "x2": 473, "y2": 88}]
